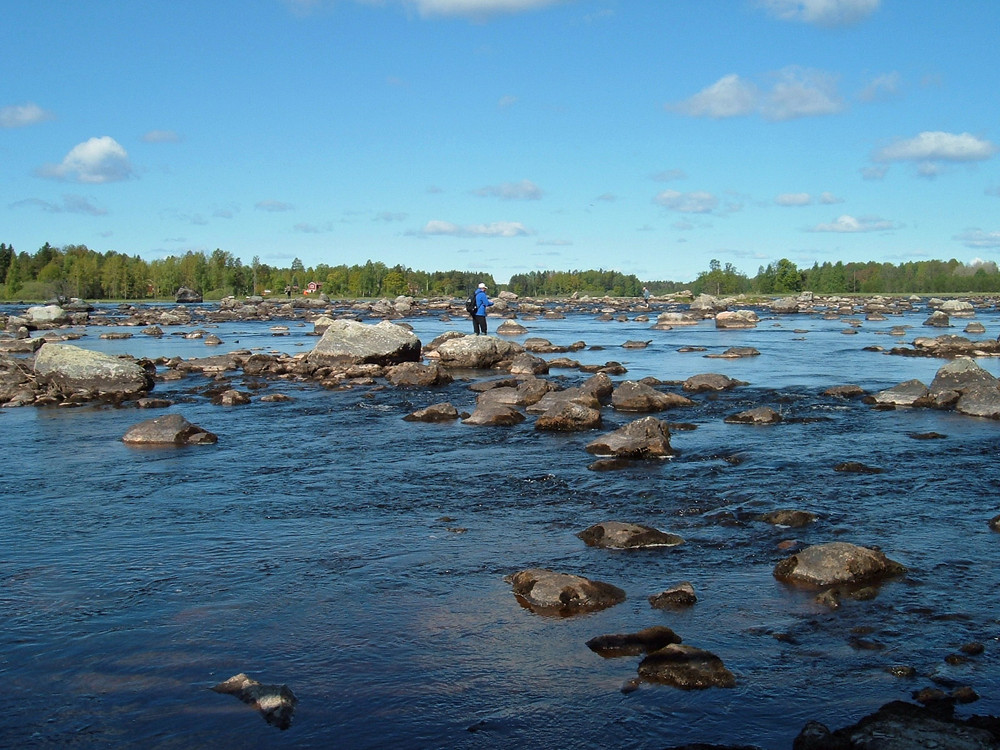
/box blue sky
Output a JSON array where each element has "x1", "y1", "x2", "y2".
[{"x1": 2, "y1": 0, "x2": 998, "y2": 284}]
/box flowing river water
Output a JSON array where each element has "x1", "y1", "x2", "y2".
[{"x1": 1, "y1": 300, "x2": 999, "y2": 748}]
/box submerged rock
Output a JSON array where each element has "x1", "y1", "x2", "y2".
[
  {"x1": 793, "y1": 700, "x2": 1000, "y2": 749},
  {"x1": 586, "y1": 626, "x2": 682, "y2": 657},
  {"x1": 505, "y1": 568, "x2": 625, "y2": 616},
  {"x1": 211, "y1": 672, "x2": 297, "y2": 730},
  {"x1": 637, "y1": 644, "x2": 736, "y2": 689}
]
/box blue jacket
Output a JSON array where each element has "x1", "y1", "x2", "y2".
[{"x1": 474, "y1": 288, "x2": 493, "y2": 316}]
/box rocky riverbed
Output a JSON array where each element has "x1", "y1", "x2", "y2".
[{"x1": 2, "y1": 292, "x2": 999, "y2": 748}]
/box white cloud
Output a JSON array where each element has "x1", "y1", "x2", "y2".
[
  {"x1": 256, "y1": 199, "x2": 295, "y2": 212},
  {"x1": 294, "y1": 222, "x2": 334, "y2": 233},
  {"x1": 416, "y1": 220, "x2": 532, "y2": 237},
  {"x1": 38, "y1": 136, "x2": 134, "y2": 183},
  {"x1": 761, "y1": 67, "x2": 843, "y2": 121},
  {"x1": 670, "y1": 67, "x2": 843, "y2": 121},
  {"x1": 11, "y1": 194, "x2": 107, "y2": 216},
  {"x1": 0, "y1": 102, "x2": 54, "y2": 128},
  {"x1": 142, "y1": 129, "x2": 181, "y2": 143},
  {"x1": 775, "y1": 192, "x2": 812, "y2": 206},
  {"x1": 410, "y1": 0, "x2": 567, "y2": 19},
  {"x1": 954, "y1": 229, "x2": 1000, "y2": 249},
  {"x1": 654, "y1": 190, "x2": 719, "y2": 214},
  {"x1": 819, "y1": 191, "x2": 843, "y2": 204},
  {"x1": 374, "y1": 211, "x2": 408, "y2": 222},
  {"x1": 498, "y1": 95, "x2": 518, "y2": 108},
  {"x1": 670, "y1": 74, "x2": 758, "y2": 119},
  {"x1": 858, "y1": 71, "x2": 901, "y2": 102},
  {"x1": 810, "y1": 214, "x2": 897, "y2": 232},
  {"x1": 472, "y1": 179, "x2": 543, "y2": 200},
  {"x1": 757, "y1": 0, "x2": 881, "y2": 27},
  {"x1": 874, "y1": 131, "x2": 997, "y2": 163}
]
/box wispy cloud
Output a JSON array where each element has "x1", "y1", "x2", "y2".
[
  {"x1": 471, "y1": 179, "x2": 543, "y2": 200},
  {"x1": 415, "y1": 220, "x2": 532, "y2": 237},
  {"x1": 37, "y1": 136, "x2": 134, "y2": 183},
  {"x1": 11, "y1": 194, "x2": 107, "y2": 216},
  {"x1": 0, "y1": 102, "x2": 55, "y2": 128},
  {"x1": 142, "y1": 129, "x2": 182, "y2": 143},
  {"x1": 873, "y1": 131, "x2": 997, "y2": 163},
  {"x1": 670, "y1": 67, "x2": 844, "y2": 121},
  {"x1": 410, "y1": 0, "x2": 569, "y2": 19},
  {"x1": 858, "y1": 71, "x2": 901, "y2": 102},
  {"x1": 498, "y1": 94, "x2": 518, "y2": 108},
  {"x1": 374, "y1": 211, "x2": 408, "y2": 222},
  {"x1": 255, "y1": 199, "x2": 295, "y2": 212},
  {"x1": 775, "y1": 192, "x2": 812, "y2": 206},
  {"x1": 954, "y1": 228, "x2": 1000, "y2": 249},
  {"x1": 810, "y1": 214, "x2": 898, "y2": 232},
  {"x1": 653, "y1": 190, "x2": 719, "y2": 214},
  {"x1": 756, "y1": 0, "x2": 881, "y2": 27}
]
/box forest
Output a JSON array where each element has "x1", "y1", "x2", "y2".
[{"x1": 1, "y1": 241, "x2": 998, "y2": 302}]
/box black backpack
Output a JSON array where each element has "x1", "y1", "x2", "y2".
[{"x1": 465, "y1": 293, "x2": 477, "y2": 315}]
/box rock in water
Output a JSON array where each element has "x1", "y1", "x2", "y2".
[
  {"x1": 577, "y1": 521, "x2": 683, "y2": 549},
  {"x1": 773, "y1": 541, "x2": 906, "y2": 587},
  {"x1": 505, "y1": 568, "x2": 625, "y2": 616},
  {"x1": 122, "y1": 413, "x2": 218, "y2": 445},
  {"x1": 307, "y1": 319, "x2": 421, "y2": 367},
  {"x1": 586, "y1": 626, "x2": 682, "y2": 657},
  {"x1": 34, "y1": 343, "x2": 151, "y2": 398},
  {"x1": 637, "y1": 644, "x2": 736, "y2": 689},
  {"x1": 584, "y1": 416, "x2": 674, "y2": 458},
  {"x1": 211, "y1": 673, "x2": 297, "y2": 730}
]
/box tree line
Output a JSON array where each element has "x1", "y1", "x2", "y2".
[
  {"x1": 650, "y1": 257, "x2": 1000, "y2": 297},
  {"x1": 1, "y1": 242, "x2": 998, "y2": 301}
]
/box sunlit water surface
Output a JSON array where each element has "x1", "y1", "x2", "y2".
[{"x1": 2, "y1": 303, "x2": 999, "y2": 749}]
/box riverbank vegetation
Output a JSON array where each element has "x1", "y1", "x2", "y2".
[{"x1": 1, "y1": 241, "x2": 998, "y2": 302}]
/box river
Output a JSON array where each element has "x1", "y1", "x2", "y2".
[{"x1": 1, "y1": 299, "x2": 998, "y2": 748}]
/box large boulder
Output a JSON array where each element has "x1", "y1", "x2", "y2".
[
  {"x1": 714, "y1": 310, "x2": 759, "y2": 329},
  {"x1": 25, "y1": 304, "x2": 68, "y2": 326},
  {"x1": 534, "y1": 399, "x2": 602, "y2": 431},
  {"x1": 584, "y1": 416, "x2": 674, "y2": 458},
  {"x1": 433, "y1": 335, "x2": 524, "y2": 369},
  {"x1": 637, "y1": 644, "x2": 736, "y2": 689},
  {"x1": 955, "y1": 383, "x2": 1000, "y2": 419},
  {"x1": 175, "y1": 286, "x2": 203, "y2": 303},
  {"x1": 577, "y1": 521, "x2": 683, "y2": 549},
  {"x1": 611, "y1": 381, "x2": 694, "y2": 412},
  {"x1": 307, "y1": 320, "x2": 420, "y2": 367},
  {"x1": 772, "y1": 297, "x2": 801, "y2": 314},
  {"x1": 929, "y1": 357, "x2": 997, "y2": 395},
  {"x1": 34, "y1": 343, "x2": 152, "y2": 398},
  {"x1": 872, "y1": 379, "x2": 929, "y2": 407},
  {"x1": 940, "y1": 299, "x2": 976, "y2": 317},
  {"x1": 505, "y1": 568, "x2": 625, "y2": 616},
  {"x1": 773, "y1": 541, "x2": 906, "y2": 588},
  {"x1": 122, "y1": 413, "x2": 218, "y2": 445}
]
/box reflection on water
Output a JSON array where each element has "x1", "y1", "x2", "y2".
[{"x1": 2, "y1": 303, "x2": 1000, "y2": 748}]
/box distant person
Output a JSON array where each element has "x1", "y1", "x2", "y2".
[
  {"x1": 473, "y1": 282, "x2": 493, "y2": 335},
  {"x1": 642, "y1": 287, "x2": 650, "y2": 301},
  {"x1": 284, "y1": 285, "x2": 292, "y2": 299}
]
